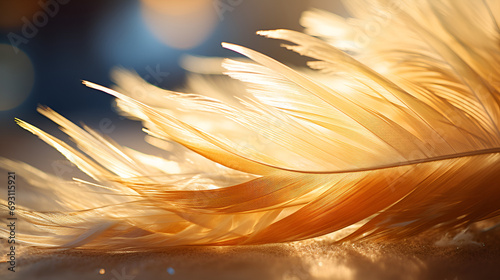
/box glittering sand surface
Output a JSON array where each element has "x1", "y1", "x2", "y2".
[{"x1": 1, "y1": 230, "x2": 500, "y2": 280}]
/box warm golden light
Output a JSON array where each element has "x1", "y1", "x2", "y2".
[
  {"x1": 1, "y1": 0, "x2": 500, "y2": 250},
  {"x1": 0, "y1": 0, "x2": 41, "y2": 29},
  {"x1": 140, "y1": 0, "x2": 218, "y2": 49}
]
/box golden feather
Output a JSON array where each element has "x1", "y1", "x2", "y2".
[{"x1": 1, "y1": 0, "x2": 500, "y2": 249}]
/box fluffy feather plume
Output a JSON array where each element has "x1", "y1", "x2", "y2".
[{"x1": 1, "y1": 0, "x2": 500, "y2": 249}]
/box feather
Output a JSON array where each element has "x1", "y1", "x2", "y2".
[{"x1": 1, "y1": 0, "x2": 500, "y2": 250}]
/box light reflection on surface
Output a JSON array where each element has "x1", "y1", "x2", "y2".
[{"x1": 2, "y1": 229, "x2": 499, "y2": 280}]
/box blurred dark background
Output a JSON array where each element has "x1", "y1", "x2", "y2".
[{"x1": 0, "y1": 0, "x2": 344, "y2": 171}]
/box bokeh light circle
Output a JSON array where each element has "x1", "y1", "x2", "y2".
[
  {"x1": 0, "y1": 44, "x2": 34, "y2": 111},
  {"x1": 140, "y1": 0, "x2": 218, "y2": 49}
]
